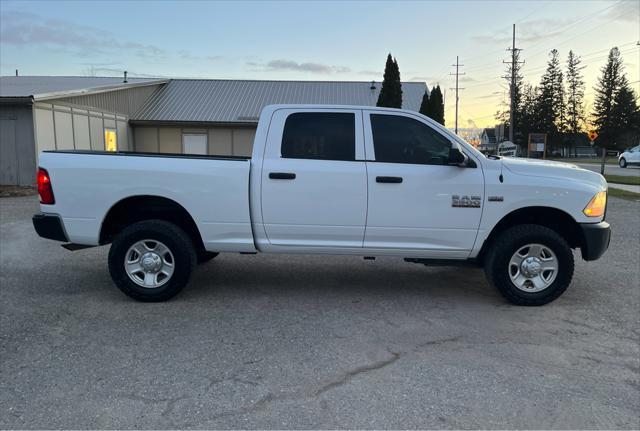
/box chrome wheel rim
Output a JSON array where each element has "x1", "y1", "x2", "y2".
[
  {"x1": 508, "y1": 243, "x2": 558, "y2": 293},
  {"x1": 125, "y1": 239, "x2": 174, "y2": 288}
]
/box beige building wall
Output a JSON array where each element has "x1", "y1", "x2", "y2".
[
  {"x1": 133, "y1": 125, "x2": 257, "y2": 156},
  {"x1": 134, "y1": 127, "x2": 159, "y2": 152},
  {"x1": 33, "y1": 102, "x2": 130, "y2": 154},
  {"x1": 53, "y1": 109, "x2": 74, "y2": 150},
  {"x1": 209, "y1": 128, "x2": 232, "y2": 155},
  {"x1": 159, "y1": 128, "x2": 181, "y2": 153},
  {"x1": 72, "y1": 110, "x2": 91, "y2": 150}
]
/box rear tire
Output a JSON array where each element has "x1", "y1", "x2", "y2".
[
  {"x1": 484, "y1": 224, "x2": 574, "y2": 306},
  {"x1": 108, "y1": 220, "x2": 196, "y2": 302},
  {"x1": 619, "y1": 158, "x2": 627, "y2": 168}
]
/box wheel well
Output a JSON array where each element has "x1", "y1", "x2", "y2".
[
  {"x1": 478, "y1": 206, "x2": 583, "y2": 262},
  {"x1": 99, "y1": 196, "x2": 205, "y2": 253}
]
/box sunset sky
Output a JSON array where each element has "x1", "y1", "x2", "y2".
[{"x1": 1, "y1": 0, "x2": 638, "y2": 130}]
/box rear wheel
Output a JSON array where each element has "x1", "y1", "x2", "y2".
[
  {"x1": 619, "y1": 157, "x2": 627, "y2": 168},
  {"x1": 484, "y1": 224, "x2": 574, "y2": 306},
  {"x1": 108, "y1": 220, "x2": 196, "y2": 302}
]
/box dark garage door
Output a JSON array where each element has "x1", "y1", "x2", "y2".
[{"x1": 0, "y1": 119, "x2": 19, "y2": 185}]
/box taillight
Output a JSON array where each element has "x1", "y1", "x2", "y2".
[{"x1": 37, "y1": 168, "x2": 55, "y2": 205}]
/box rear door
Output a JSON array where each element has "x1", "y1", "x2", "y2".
[
  {"x1": 363, "y1": 111, "x2": 484, "y2": 258},
  {"x1": 260, "y1": 108, "x2": 367, "y2": 248}
]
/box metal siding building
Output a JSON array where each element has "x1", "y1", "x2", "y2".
[{"x1": 0, "y1": 76, "x2": 428, "y2": 185}]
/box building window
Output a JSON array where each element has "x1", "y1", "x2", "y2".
[
  {"x1": 281, "y1": 112, "x2": 355, "y2": 161},
  {"x1": 182, "y1": 133, "x2": 208, "y2": 155},
  {"x1": 104, "y1": 128, "x2": 117, "y2": 152}
]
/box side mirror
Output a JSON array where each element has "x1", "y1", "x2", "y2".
[{"x1": 448, "y1": 146, "x2": 468, "y2": 167}]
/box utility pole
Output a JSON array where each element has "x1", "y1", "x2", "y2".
[
  {"x1": 503, "y1": 24, "x2": 524, "y2": 144},
  {"x1": 450, "y1": 56, "x2": 464, "y2": 134}
]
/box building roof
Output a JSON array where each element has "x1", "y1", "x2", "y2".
[
  {"x1": 482, "y1": 128, "x2": 496, "y2": 138},
  {"x1": 133, "y1": 79, "x2": 427, "y2": 123},
  {"x1": 0, "y1": 76, "x2": 166, "y2": 100}
]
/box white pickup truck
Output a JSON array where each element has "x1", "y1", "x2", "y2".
[{"x1": 33, "y1": 105, "x2": 610, "y2": 305}]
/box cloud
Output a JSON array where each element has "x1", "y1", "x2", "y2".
[
  {"x1": 472, "y1": 18, "x2": 568, "y2": 45},
  {"x1": 0, "y1": 9, "x2": 168, "y2": 59},
  {"x1": 248, "y1": 59, "x2": 351, "y2": 74},
  {"x1": 606, "y1": 0, "x2": 640, "y2": 23},
  {"x1": 357, "y1": 70, "x2": 381, "y2": 76}
]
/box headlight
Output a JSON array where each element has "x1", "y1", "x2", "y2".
[{"x1": 583, "y1": 191, "x2": 607, "y2": 217}]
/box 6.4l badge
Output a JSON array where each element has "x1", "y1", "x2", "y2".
[{"x1": 452, "y1": 195, "x2": 481, "y2": 208}]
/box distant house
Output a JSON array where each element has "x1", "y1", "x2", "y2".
[
  {"x1": 478, "y1": 128, "x2": 497, "y2": 153},
  {"x1": 0, "y1": 76, "x2": 428, "y2": 185}
]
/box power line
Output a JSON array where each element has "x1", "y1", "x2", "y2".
[{"x1": 450, "y1": 56, "x2": 465, "y2": 134}]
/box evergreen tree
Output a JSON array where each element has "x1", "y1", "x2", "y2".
[
  {"x1": 593, "y1": 47, "x2": 627, "y2": 148},
  {"x1": 377, "y1": 54, "x2": 403, "y2": 108},
  {"x1": 610, "y1": 76, "x2": 640, "y2": 148},
  {"x1": 537, "y1": 49, "x2": 564, "y2": 149},
  {"x1": 419, "y1": 89, "x2": 430, "y2": 116},
  {"x1": 518, "y1": 83, "x2": 539, "y2": 147},
  {"x1": 427, "y1": 85, "x2": 445, "y2": 125},
  {"x1": 565, "y1": 50, "x2": 586, "y2": 155}
]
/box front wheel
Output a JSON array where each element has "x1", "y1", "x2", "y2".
[
  {"x1": 619, "y1": 157, "x2": 627, "y2": 168},
  {"x1": 484, "y1": 224, "x2": 574, "y2": 306},
  {"x1": 108, "y1": 220, "x2": 197, "y2": 302}
]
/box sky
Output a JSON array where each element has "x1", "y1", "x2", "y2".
[{"x1": 1, "y1": 0, "x2": 638, "y2": 129}]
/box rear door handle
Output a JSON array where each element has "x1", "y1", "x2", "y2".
[
  {"x1": 269, "y1": 172, "x2": 296, "y2": 180},
  {"x1": 376, "y1": 176, "x2": 403, "y2": 183}
]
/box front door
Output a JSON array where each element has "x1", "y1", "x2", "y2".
[
  {"x1": 363, "y1": 111, "x2": 484, "y2": 258},
  {"x1": 260, "y1": 108, "x2": 367, "y2": 248}
]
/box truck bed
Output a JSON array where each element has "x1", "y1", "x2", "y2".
[{"x1": 38, "y1": 150, "x2": 256, "y2": 252}]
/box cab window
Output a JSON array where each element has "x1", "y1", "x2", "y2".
[
  {"x1": 281, "y1": 112, "x2": 355, "y2": 161},
  {"x1": 370, "y1": 114, "x2": 451, "y2": 165}
]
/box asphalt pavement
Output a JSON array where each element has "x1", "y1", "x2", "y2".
[
  {"x1": 1, "y1": 196, "x2": 638, "y2": 429},
  {"x1": 577, "y1": 163, "x2": 640, "y2": 177}
]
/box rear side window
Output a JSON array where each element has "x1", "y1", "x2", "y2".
[
  {"x1": 281, "y1": 112, "x2": 355, "y2": 161},
  {"x1": 370, "y1": 114, "x2": 451, "y2": 165}
]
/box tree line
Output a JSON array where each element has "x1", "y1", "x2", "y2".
[
  {"x1": 500, "y1": 47, "x2": 639, "y2": 152},
  {"x1": 376, "y1": 53, "x2": 445, "y2": 125}
]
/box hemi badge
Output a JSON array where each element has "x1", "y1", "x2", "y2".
[{"x1": 488, "y1": 196, "x2": 504, "y2": 202}]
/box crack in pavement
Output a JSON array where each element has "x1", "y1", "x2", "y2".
[
  {"x1": 195, "y1": 335, "x2": 464, "y2": 426},
  {"x1": 313, "y1": 351, "x2": 401, "y2": 396}
]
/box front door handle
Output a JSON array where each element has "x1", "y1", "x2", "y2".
[
  {"x1": 376, "y1": 176, "x2": 403, "y2": 183},
  {"x1": 269, "y1": 172, "x2": 296, "y2": 180}
]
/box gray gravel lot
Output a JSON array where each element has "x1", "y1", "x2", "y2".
[{"x1": 1, "y1": 196, "x2": 639, "y2": 429}]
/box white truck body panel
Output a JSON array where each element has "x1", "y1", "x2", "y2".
[
  {"x1": 39, "y1": 152, "x2": 256, "y2": 252},
  {"x1": 37, "y1": 104, "x2": 608, "y2": 261}
]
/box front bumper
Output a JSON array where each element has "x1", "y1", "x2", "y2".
[
  {"x1": 32, "y1": 213, "x2": 68, "y2": 242},
  {"x1": 580, "y1": 221, "x2": 611, "y2": 261}
]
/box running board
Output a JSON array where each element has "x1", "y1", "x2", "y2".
[{"x1": 404, "y1": 258, "x2": 480, "y2": 267}]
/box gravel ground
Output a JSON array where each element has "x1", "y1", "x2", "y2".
[{"x1": 1, "y1": 196, "x2": 638, "y2": 429}]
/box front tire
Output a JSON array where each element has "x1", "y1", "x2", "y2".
[
  {"x1": 484, "y1": 224, "x2": 574, "y2": 306},
  {"x1": 619, "y1": 157, "x2": 627, "y2": 168},
  {"x1": 108, "y1": 220, "x2": 196, "y2": 302}
]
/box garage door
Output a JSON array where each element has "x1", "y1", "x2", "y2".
[
  {"x1": 0, "y1": 119, "x2": 18, "y2": 185},
  {"x1": 183, "y1": 133, "x2": 208, "y2": 155}
]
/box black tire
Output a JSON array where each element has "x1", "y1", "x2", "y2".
[
  {"x1": 484, "y1": 224, "x2": 574, "y2": 306},
  {"x1": 197, "y1": 251, "x2": 219, "y2": 264},
  {"x1": 108, "y1": 220, "x2": 196, "y2": 302},
  {"x1": 619, "y1": 157, "x2": 627, "y2": 168}
]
